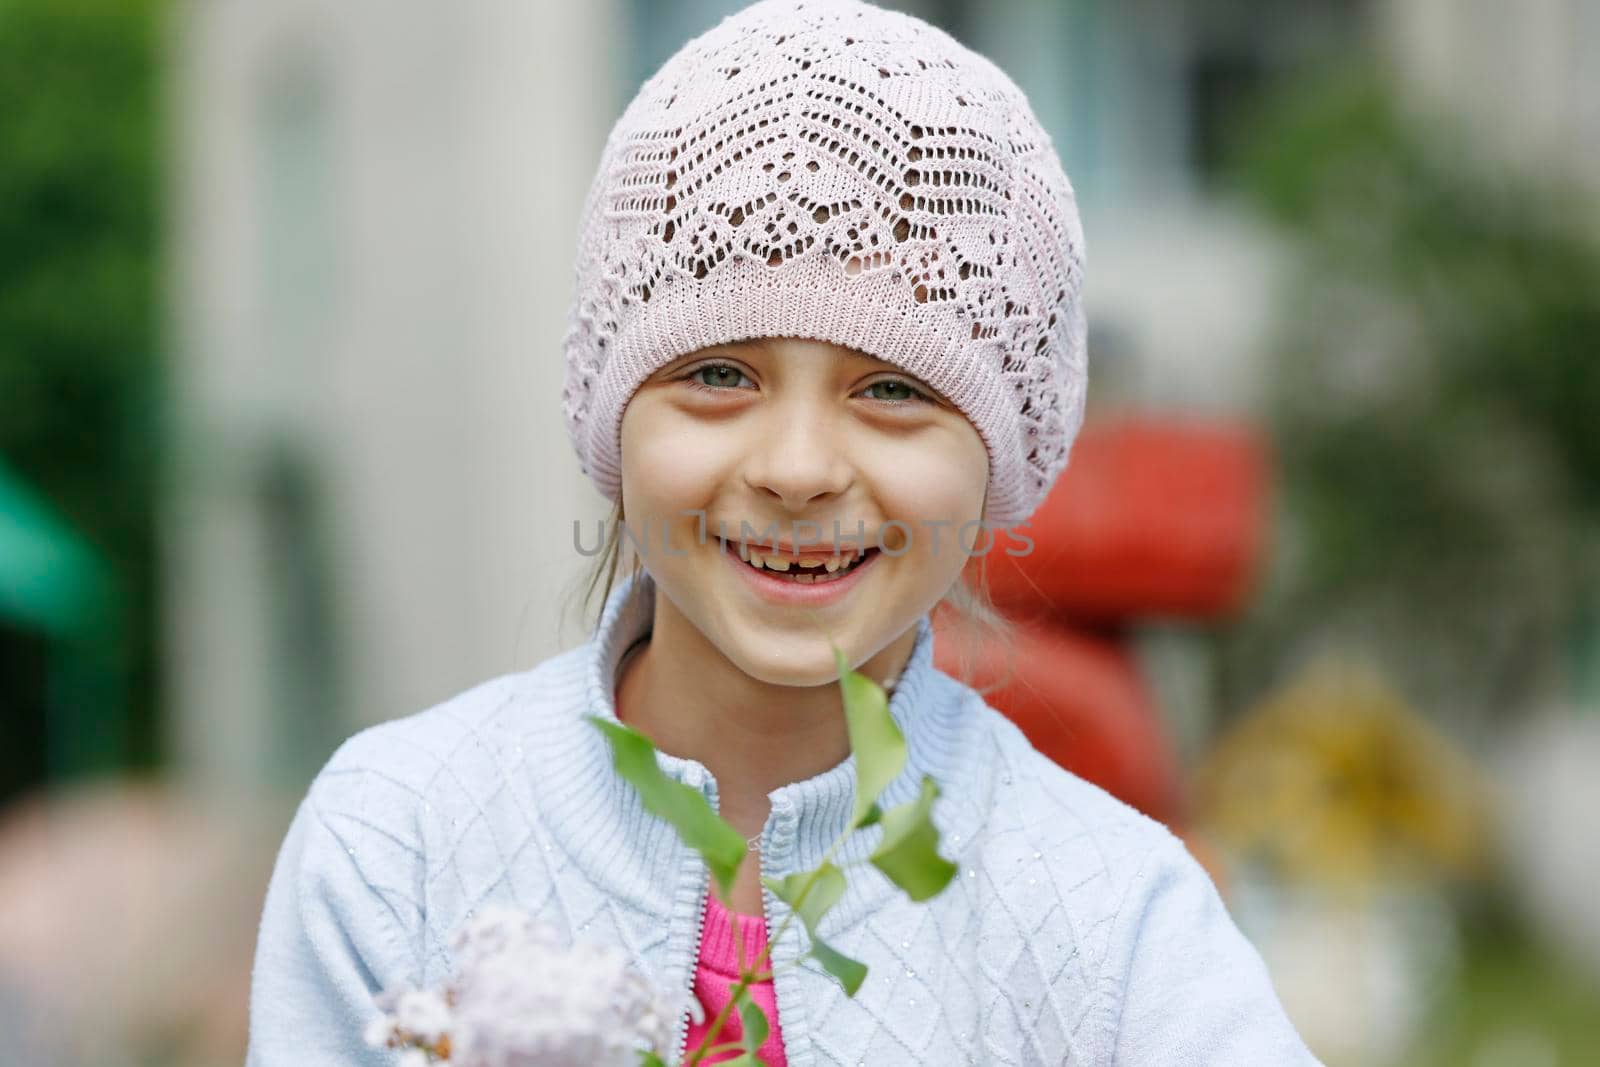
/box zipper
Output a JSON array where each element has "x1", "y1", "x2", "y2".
[
  {"x1": 756, "y1": 824, "x2": 786, "y2": 1061},
  {"x1": 676, "y1": 870, "x2": 711, "y2": 1065},
  {"x1": 675, "y1": 769, "x2": 715, "y2": 1065},
  {"x1": 677, "y1": 790, "x2": 782, "y2": 1064}
]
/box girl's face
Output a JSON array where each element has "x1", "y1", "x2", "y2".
[{"x1": 619, "y1": 336, "x2": 988, "y2": 687}]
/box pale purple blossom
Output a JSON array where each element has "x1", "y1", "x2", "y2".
[{"x1": 363, "y1": 905, "x2": 682, "y2": 1067}]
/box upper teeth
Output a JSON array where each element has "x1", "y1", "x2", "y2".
[{"x1": 737, "y1": 546, "x2": 857, "y2": 572}]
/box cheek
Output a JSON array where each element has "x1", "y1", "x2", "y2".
[
  {"x1": 853, "y1": 427, "x2": 987, "y2": 573},
  {"x1": 862, "y1": 425, "x2": 989, "y2": 535},
  {"x1": 619, "y1": 398, "x2": 735, "y2": 515}
]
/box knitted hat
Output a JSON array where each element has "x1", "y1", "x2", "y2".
[{"x1": 561, "y1": 0, "x2": 1087, "y2": 527}]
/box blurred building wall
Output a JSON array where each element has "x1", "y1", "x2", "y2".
[
  {"x1": 1381, "y1": 0, "x2": 1600, "y2": 192},
  {"x1": 968, "y1": 0, "x2": 1368, "y2": 421},
  {"x1": 166, "y1": 0, "x2": 622, "y2": 791}
]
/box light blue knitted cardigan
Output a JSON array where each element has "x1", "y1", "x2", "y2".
[{"x1": 246, "y1": 569, "x2": 1322, "y2": 1065}]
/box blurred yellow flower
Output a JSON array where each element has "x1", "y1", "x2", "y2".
[{"x1": 1193, "y1": 653, "x2": 1493, "y2": 893}]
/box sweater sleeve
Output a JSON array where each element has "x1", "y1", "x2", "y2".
[
  {"x1": 1101, "y1": 829, "x2": 1324, "y2": 1066},
  {"x1": 246, "y1": 762, "x2": 425, "y2": 1066}
]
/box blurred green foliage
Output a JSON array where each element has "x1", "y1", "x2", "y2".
[
  {"x1": 0, "y1": 0, "x2": 167, "y2": 777},
  {"x1": 1213, "y1": 59, "x2": 1600, "y2": 731},
  {"x1": 1410, "y1": 904, "x2": 1600, "y2": 1066}
]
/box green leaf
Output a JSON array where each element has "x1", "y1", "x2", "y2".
[
  {"x1": 809, "y1": 937, "x2": 869, "y2": 997},
  {"x1": 763, "y1": 862, "x2": 868, "y2": 996},
  {"x1": 586, "y1": 716, "x2": 746, "y2": 898},
  {"x1": 638, "y1": 1053, "x2": 668, "y2": 1067},
  {"x1": 870, "y1": 775, "x2": 958, "y2": 902},
  {"x1": 833, "y1": 647, "x2": 906, "y2": 829},
  {"x1": 739, "y1": 994, "x2": 770, "y2": 1053},
  {"x1": 762, "y1": 862, "x2": 846, "y2": 933},
  {"x1": 856, "y1": 802, "x2": 883, "y2": 828},
  {"x1": 715, "y1": 996, "x2": 770, "y2": 1067}
]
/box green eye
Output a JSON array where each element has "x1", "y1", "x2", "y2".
[
  {"x1": 864, "y1": 379, "x2": 927, "y2": 403},
  {"x1": 693, "y1": 364, "x2": 749, "y2": 389}
]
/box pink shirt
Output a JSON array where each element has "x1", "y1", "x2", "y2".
[{"x1": 682, "y1": 892, "x2": 788, "y2": 1065}]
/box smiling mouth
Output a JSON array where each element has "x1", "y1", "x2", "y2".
[{"x1": 729, "y1": 543, "x2": 879, "y2": 583}]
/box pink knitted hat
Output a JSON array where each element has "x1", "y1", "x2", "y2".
[{"x1": 561, "y1": 0, "x2": 1087, "y2": 527}]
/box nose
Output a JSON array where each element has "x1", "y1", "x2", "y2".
[{"x1": 740, "y1": 393, "x2": 854, "y2": 512}]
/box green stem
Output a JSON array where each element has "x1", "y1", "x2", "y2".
[
  {"x1": 683, "y1": 974, "x2": 754, "y2": 1066},
  {"x1": 684, "y1": 835, "x2": 850, "y2": 1065},
  {"x1": 686, "y1": 902, "x2": 751, "y2": 1067}
]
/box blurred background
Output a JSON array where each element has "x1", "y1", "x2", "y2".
[{"x1": 2, "y1": 0, "x2": 1597, "y2": 1063}]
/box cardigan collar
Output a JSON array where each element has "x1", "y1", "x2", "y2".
[{"x1": 531, "y1": 567, "x2": 981, "y2": 922}]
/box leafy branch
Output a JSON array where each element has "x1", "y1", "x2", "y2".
[{"x1": 590, "y1": 617, "x2": 958, "y2": 1066}]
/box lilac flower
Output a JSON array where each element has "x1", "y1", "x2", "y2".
[{"x1": 364, "y1": 906, "x2": 682, "y2": 1067}]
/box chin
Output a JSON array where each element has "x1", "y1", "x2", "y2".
[{"x1": 722, "y1": 635, "x2": 851, "y2": 690}]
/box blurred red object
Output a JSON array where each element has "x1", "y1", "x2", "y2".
[
  {"x1": 933, "y1": 416, "x2": 1272, "y2": 834},
  {"x1": 969, "y1": 417, "x2": 1270, "y2": 625},
  {"x1": 932, "y1": 611, "x2": 1184, "y2": 825}
]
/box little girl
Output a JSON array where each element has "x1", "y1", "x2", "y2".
[{"x1": 247, "y1": 1, "x2": 1321, "y2": 1063}]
